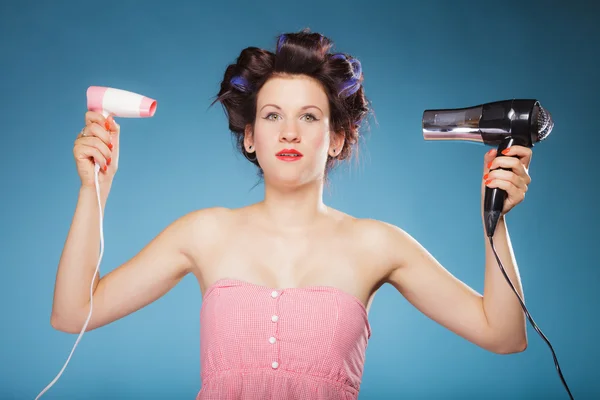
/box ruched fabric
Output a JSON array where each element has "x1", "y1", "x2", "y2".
[{"x1": 196, "y1": 278, "x2": 371, "y2": 400}]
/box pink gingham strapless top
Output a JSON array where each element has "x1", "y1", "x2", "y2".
[{"x1": 196, "y1": 278, "x2": 372, "y2": 400}]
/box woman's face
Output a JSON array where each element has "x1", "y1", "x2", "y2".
[{"x1": 246, "y1": 74, "x2": 343, "y2": 187}]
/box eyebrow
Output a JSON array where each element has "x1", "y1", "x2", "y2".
[{"x1": 260, "y1": 104, "x2": 323, "y2": 113}]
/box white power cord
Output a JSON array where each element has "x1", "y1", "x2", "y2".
[{"x1": 35, "y1": 161, "x2": 104, "y2": 399}]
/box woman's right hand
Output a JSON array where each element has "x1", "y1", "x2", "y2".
[{"x1": 74, "y1": 111, "x2": 120, "y2": 188}]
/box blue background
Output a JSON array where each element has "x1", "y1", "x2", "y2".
[{"x1": 1, "y1": 0, "x2": 598, "y2": 399}]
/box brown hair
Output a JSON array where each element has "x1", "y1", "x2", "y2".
[{"x1": 212, "y1": 28, "x2": 372, "y2": 178}]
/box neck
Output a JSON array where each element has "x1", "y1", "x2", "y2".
[{"x1": 257, "y1": 178, "x2": 329, "y2": 231}]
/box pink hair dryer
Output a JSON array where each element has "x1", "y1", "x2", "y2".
[
  {"x1": 35, "y1": 86, "x2": 157, "y2": 400},
  {"x1": 86, "y1": 86, "x2": 157, "y2": 171},
  {"x1": 87, "y1": 85, "x2": 157, "y2": 118}
]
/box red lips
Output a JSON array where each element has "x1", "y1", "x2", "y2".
[
  {"x1": 275, "y1": 148, "x2": 303, "y2": 156},
  {"x1": 275, "y1": 148, "x2": 303, "y2": 162}
]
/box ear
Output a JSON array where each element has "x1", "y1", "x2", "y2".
[
  {"x1": 329, "y1": 130, "x2": 345, "y2": 157},
  {"x1": 243, "y1": 124, "x2": 254, "y2": 152}
]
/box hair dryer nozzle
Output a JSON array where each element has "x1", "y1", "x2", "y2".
[
  {"x1": 87, "y1": 86, "x2": 157, "y2": 118},
  {"x1": 422, "y1": 105, "x2": 484, "y2": 143}
]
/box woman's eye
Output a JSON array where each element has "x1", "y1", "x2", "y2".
[
  {"x1": 263, "y1": 113, "x2": 319, "y2": 122},
  {"x1": 302, "y1": 114, "x2": 318, "y2": 122}
]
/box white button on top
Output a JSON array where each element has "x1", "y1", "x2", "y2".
[
  {"x1": 271, "y1": 315, "x2": 279, "y2": 322},
  {"x1": 271, "y1": 291, "x2": 278, "y2": 298},
  {"x1": 269, "y1": 336, "x2": 276, "y2": 344},
  {"x1": 272, "y1": 361, "x2": 279, "y2": 369}
]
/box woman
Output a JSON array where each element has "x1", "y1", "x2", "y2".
[{"x1": 51, "y1": 29, "x2": 531, "y2": 399}]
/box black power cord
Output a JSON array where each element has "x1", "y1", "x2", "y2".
[{"x1": 487, "y1": 234, "x2": 574, "y2": 400}]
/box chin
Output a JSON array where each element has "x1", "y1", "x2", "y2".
[
  {"x1": 264, "y1": 168, "x2": 319, "y2": 188},
  {"x1": 267, "y1": 175, "x2": 305, "y2": 188}
]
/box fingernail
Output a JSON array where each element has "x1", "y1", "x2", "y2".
[
  {"x1": 485, "y1": 179, "x2": 491, "y2": 185},
  {"x1": 105, "y1": 116, "x2": 114, "y2": 131},
  {"x1": 483, "y1": 173, "x2": 489, "y2": 180},
  {"x1": 107, "y1": 157, "x2": 111, "y2": 165},
  {"x1": 108, "y1": 142, "x2": 113, "y2": 150},
  {"x1": 487, "y1": 162, "x2": 492, "y2": 169},
  {"x1": 103, "y1": 165, "x2": 108, "y2": 172},
  {"x1": 501, "y1": 149, "x2": 510, "y2": 155}
]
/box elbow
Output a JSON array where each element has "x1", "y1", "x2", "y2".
[
  {"x1": 483, "y1": 321, "x2": 528, "y2": 354},
  {"x1": 490, "y1": 338, "x2": 528, "y2": 354},
  {"x1": 50, "y1": 313, "x2": 68, "y2": 332},
  {"x1": 494, "y1": 342, "x2": 527, "y2": 354},
  {"x1": 483, "y1": 325, "x2": 528, "y2": 354},
  {"x1": 50, "y1": 313, "x2": 79, "y2": 334}
]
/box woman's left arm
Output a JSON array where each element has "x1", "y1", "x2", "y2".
[
  {"x1": 380, "y1": 146, "x2": 532, "y2": 354},
  {"x1": 480, "y1": 145, "x2": 533, "y2": 352}
]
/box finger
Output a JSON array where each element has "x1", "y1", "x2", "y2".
[
  {"x1": 483, "y1": 149, "x2": 497, "y2": 174},
  {"x1": 499, "y1": 145, "x2": 532, "y2": 167},
  {"x1": 488, "y1": 157, "x2": 531, "y2": 185},
  {"x1": 80, "y1": 122, "x2": 113, "y2": 150},
  {"x1": 484, "y1": 148, "x2": 497, "y2": 164},
  {"x1": 488, "y1": 154, "x2": 526, "y2": 174},
  {"x1": 485, "y1": 169, "x2": 527, "y2": 190},
  {"x1": 484, "y1": 178, "x2": 525, "y2": 203},
  {"x1": 487, "y1": 156, "x2": 531, "y2": 184},
  {"x1": 75, "y1": 143, "x2": 109, "y2": 170},
  {"x1": 77, "y1": 137, "x2": 112, "y2": 163},
  {"x1": 105, "y1": 116, "x2": 120, "y2": 155},
  {"x1": 85, "y1": 111, "x2": 107, "y2": 127},
  {"x1": 106, "y1": 115, "x2": 120, "y2": 134}
]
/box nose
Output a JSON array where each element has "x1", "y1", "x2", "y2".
[{"x1": 279, "y1": 121, "x2": 300, "y2": 143}]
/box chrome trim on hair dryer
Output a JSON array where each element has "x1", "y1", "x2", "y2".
[
  {"x1": 422, "y1": 105, "x2": 484, "y2": 142},
  {"x1": 422, "y1": 99, "x2": 553, "y2": 147}
]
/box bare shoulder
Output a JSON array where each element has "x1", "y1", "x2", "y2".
[
  {"x1": 346, "y1": 216, "x2": 418, "y2": 274},
  {"x1": 183, "y1": 206, "x2": 234, "y2": 235},
  {"x1": 180, "y1": 206, "x2": 235, "y2": 254},
  {"x1": 180, "y1": 206, "x2": 248, "y2": 277},
  {"x1": 349, "y1": 217, "x2": 402, "y2": 242}
]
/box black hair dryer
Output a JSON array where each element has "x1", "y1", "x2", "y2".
[
  {"x1": 422, "y1": 99, "x2": 554, "y2": 237},
  {"x1": 422, "y1": 101, "x2": 575, "y2": 400}
]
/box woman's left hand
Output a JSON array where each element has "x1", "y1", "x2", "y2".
[{"x1": 482, "y1": 145, "x2": 533, "y2": 215}]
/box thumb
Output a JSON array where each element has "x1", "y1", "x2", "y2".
[
  {"x1": 106, "y1": 116, "x2": 120, "y2": 144},
  {"x1": 484, "y1": 148, "x2": 497, "y2": 172},
  {"x1": 105, "y1": 116, "x2": 120, "y2": 166},
  {"x1": 106, "y1": 115, "x2": 119, "y2": 134}
]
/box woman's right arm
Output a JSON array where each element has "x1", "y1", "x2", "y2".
[
  {"x1": 51, "y1": 203, "x2": 211, "y2": 334},
  {"x1": 50, "y1": 111, "x2": 219, "y2": 333}
]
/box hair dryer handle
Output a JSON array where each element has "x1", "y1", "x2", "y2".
[{"x1": 483, "y1": 136, "x2": 516, "y2": 237}]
